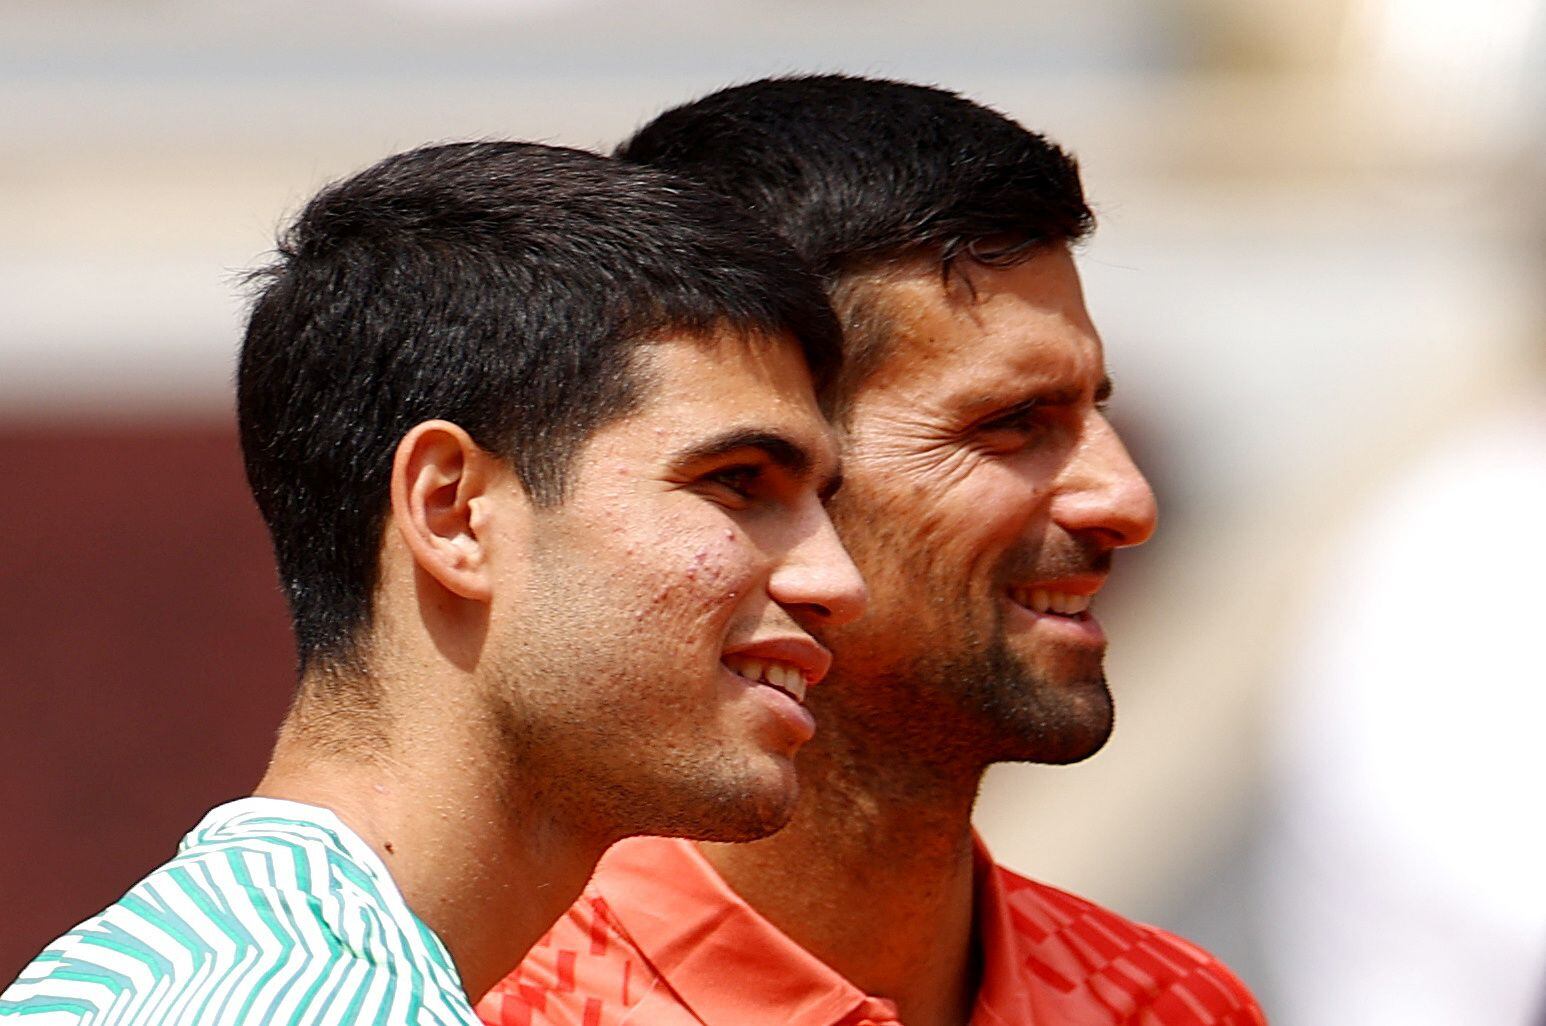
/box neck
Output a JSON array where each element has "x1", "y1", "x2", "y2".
[
  {"x1": 254, "y1": 685, "x2": 606, "y2": 1003},
  {"x1": 700, "y1": 731, "x2": 985, "y2": 1026}
]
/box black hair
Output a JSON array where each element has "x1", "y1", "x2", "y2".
[
  {"x1": 616, "y1": 75, "x2": 1094, "y2": 409},
  {"x1": 238, "y1": 140, "x2": 841, "y2": 676}
]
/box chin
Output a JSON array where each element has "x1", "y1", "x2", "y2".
[
  {"x1": 1028, "y1": 721, "x2": 1112, "y2": 765},
  {"x1": 1037, "y1": 710, "x2": 1112, "y2": 764},
  {"x1": 627, "y1": 758, "x2": 800, "y2": 843},
  {"x1": 987, "y1": 675, "x2": 1115, "y2": 766}
]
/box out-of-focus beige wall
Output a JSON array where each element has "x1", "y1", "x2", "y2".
[{"x1": 3, "y1": 0, "x2": 1542, "y2": 1010}]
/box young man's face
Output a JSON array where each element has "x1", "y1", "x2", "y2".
[
  {"x1": 491, "y1": 332, "x2": 865, "y2": 841},
  {"x1": 812, "y1": 245, "x2": 1157, "y2": 771}
]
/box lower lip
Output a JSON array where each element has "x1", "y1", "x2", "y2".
[
  {"x1": 736, "y1": 672, "x2": 817, "y2": 745},
  {"x1": 1005, "y1": 599, "x2": 1108, "y2": 647}
]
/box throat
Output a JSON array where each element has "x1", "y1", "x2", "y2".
[{"x1": 699, "y1": 751, "x2": 982, "y2": 1026}]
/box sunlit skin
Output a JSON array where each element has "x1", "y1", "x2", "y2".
[
  {"x1": 257, "y1": 331, "x2": 865, "y2": 1001},
  {"x1": 495, "y1": 333, "x2": 867, "y2": 843},
  {"x1": 703, "y1": 246, "x2": 1157, "y2": 1026}
]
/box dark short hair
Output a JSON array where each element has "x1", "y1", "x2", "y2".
[
  {"x1": 616, "y1": 75, "x2": 1094, "y2": 409},
  {"x1": 238, "y1": 140, "x2": 841, "y2": 675}
]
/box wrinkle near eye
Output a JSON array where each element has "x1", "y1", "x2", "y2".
[{"x1": 847, "y1": 408, "x2": 990, "y2": 492}]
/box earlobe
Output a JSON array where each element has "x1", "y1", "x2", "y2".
[{"x1": 389, "y1": 420, "x2": 501, "y2": 602}]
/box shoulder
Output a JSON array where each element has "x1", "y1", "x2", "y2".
[
  {"x1": 987, "y1": 863, "x2": 1265, "y2": 1024},
  {"x1": 2, "y1": 832, "x2": 472, "y2": 1026}
]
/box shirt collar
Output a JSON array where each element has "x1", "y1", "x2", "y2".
[
  {"x1": 970, "y1": 834, "x2": 1044, "y2": 1026},
  {"x1": 594, "y1": 836, "x2": 897, "y2": 1025}
]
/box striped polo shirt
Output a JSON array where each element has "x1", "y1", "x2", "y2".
[{"x1": 1, "y1": 797, "x2": 480, "y2": 1026}]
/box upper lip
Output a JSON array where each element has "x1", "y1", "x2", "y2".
[
  {"x1": 722, "y1": 635, "x2": 833, "y2": 685},
  {"x1": 1009, "y1": 575, "x2": 1105, "y2": 597}
]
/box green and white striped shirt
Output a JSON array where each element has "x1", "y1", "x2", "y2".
[{"x1": 0, "y1": 798, "x2": 480, "y2": 1025}]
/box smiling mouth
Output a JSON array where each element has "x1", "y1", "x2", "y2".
[
  {"x1": 723, "y1": 655, "x2": 809, "y2": 703},
  {"x1": 1009, "y1": 586, "x2": 1092, "y2": 618}
]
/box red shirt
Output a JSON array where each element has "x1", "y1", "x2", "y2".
[{"x1": 478, "y1": 836, "x2": 1265, "y2": 1026}]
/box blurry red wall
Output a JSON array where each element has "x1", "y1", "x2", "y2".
[{"x1": 0, "y1": 423, "x2": 294, "y2": 981}]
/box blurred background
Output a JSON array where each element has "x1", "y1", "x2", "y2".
[{"x1": 2, "y1": 0, "x2": 1543, "y2": 1020}]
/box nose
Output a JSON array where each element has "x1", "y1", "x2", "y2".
[
  {"x1": 767, "y1": 500, "x2": 869, "y2": 627},
  {"x1": 1052, "y1": 414, "x2": 1157, "y2": 548}
]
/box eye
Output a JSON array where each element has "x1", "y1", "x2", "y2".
[
  {"x1": 980, "y1": 405, "x2": 1041, "y2": 433},
  {"x1": 974, "y1": 395, "x2": 1101, "y2": 457},
  {"x1": 973, "y1": 403, "x2": 1047, "y2": 448},
  {"x1": 700, "y1": 464, "x2": 764, "y2": 504}
]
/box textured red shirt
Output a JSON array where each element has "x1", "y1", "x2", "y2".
[{"x1": 478, "y1": 836, "x2": 1265, "y2": 1026}]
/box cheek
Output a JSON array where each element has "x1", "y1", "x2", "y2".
[
  {"x1": 962, "y1": 477, "x2": 1049, "y2": 569},
  {"x1": 633, "y1": 523, "x2": 757, "y2": 629},
  {"x1": 838, "y1": 468, "x2": 1042, "y2": 587}
]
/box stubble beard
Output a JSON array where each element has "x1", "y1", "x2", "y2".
[
  {"x1": 480, "y1": 534, "x2": 805, "y2": 844},
  {"x1": 483, "y1": 633, "x2": 799, "y2": 845},
  {"x1": 819, "y1": 481, "x2": 1118, "y2": 782},
  {"x1": 812, "y1": 619, "x2": 1113, "y2": 798},
  {"x1": 809, "y1": 528, "x2": 1116, "y2": 788},
  {"x1": 925, "y1": 623, "x2": 1114, "y2": 768}
]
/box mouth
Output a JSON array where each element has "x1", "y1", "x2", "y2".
[
  {"x1": 1008, "y1": 585, "x2": 1094, "y2": 620},
  {"x1": 722, "y1": 654, "x2": 813, "y2": 704}
]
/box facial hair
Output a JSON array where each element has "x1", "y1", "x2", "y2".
[{"x1": 810, "y1": 531, "x2": 1116, "y2": 783}]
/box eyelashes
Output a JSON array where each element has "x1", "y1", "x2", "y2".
[{"x1": 700, "y1": 465, "x2": 763, "y2": 501}]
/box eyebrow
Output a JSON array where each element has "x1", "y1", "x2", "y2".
[{"x1": 670, "y1": 428, "x2": 842, "y2": 497}]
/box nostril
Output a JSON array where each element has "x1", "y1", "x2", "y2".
[
  {"x1": 790, "y1": 600, "x2": 835, "y2": 622},
  {"x1": 818, "y1": 581, "x2": 868, "y2": 627}
]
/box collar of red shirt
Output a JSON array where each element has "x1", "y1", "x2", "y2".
[{"x1": 592, "y1": 834, "x2": 1035, "y2": 1026}]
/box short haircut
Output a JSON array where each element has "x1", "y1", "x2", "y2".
[
  {"x1": 238, "y1": 141, "x2": 841, "y2": 676},
  {"x1": 616, "y1": 75, "x2": 1095, "y2": 411}
]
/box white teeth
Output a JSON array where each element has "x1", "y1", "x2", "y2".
[
  {"x1": 772, "y1": 666, "x2": 805, "y2": 701},
  {"x1": 724, "y1": 655, "x2": 809, "y2": 703},
  {"x1": 1013, "y1": 587, "x2": 1091, "y2": 616}
]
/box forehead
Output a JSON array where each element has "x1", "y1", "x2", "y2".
[
  {"x1": 860, "y1": 246, "x2": 1105, "y2": 412},
  {"x1": 584, "y1": 331, "x2": 838, "y2": 465}
]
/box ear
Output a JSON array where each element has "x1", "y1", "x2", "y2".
[{"x1": 389, "y1": 420, "x2": 510, "y2": 602}]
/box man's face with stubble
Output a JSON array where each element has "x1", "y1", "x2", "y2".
[{"x1": 809, "y1": 245, "x2": 1158, "y2": 773}]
